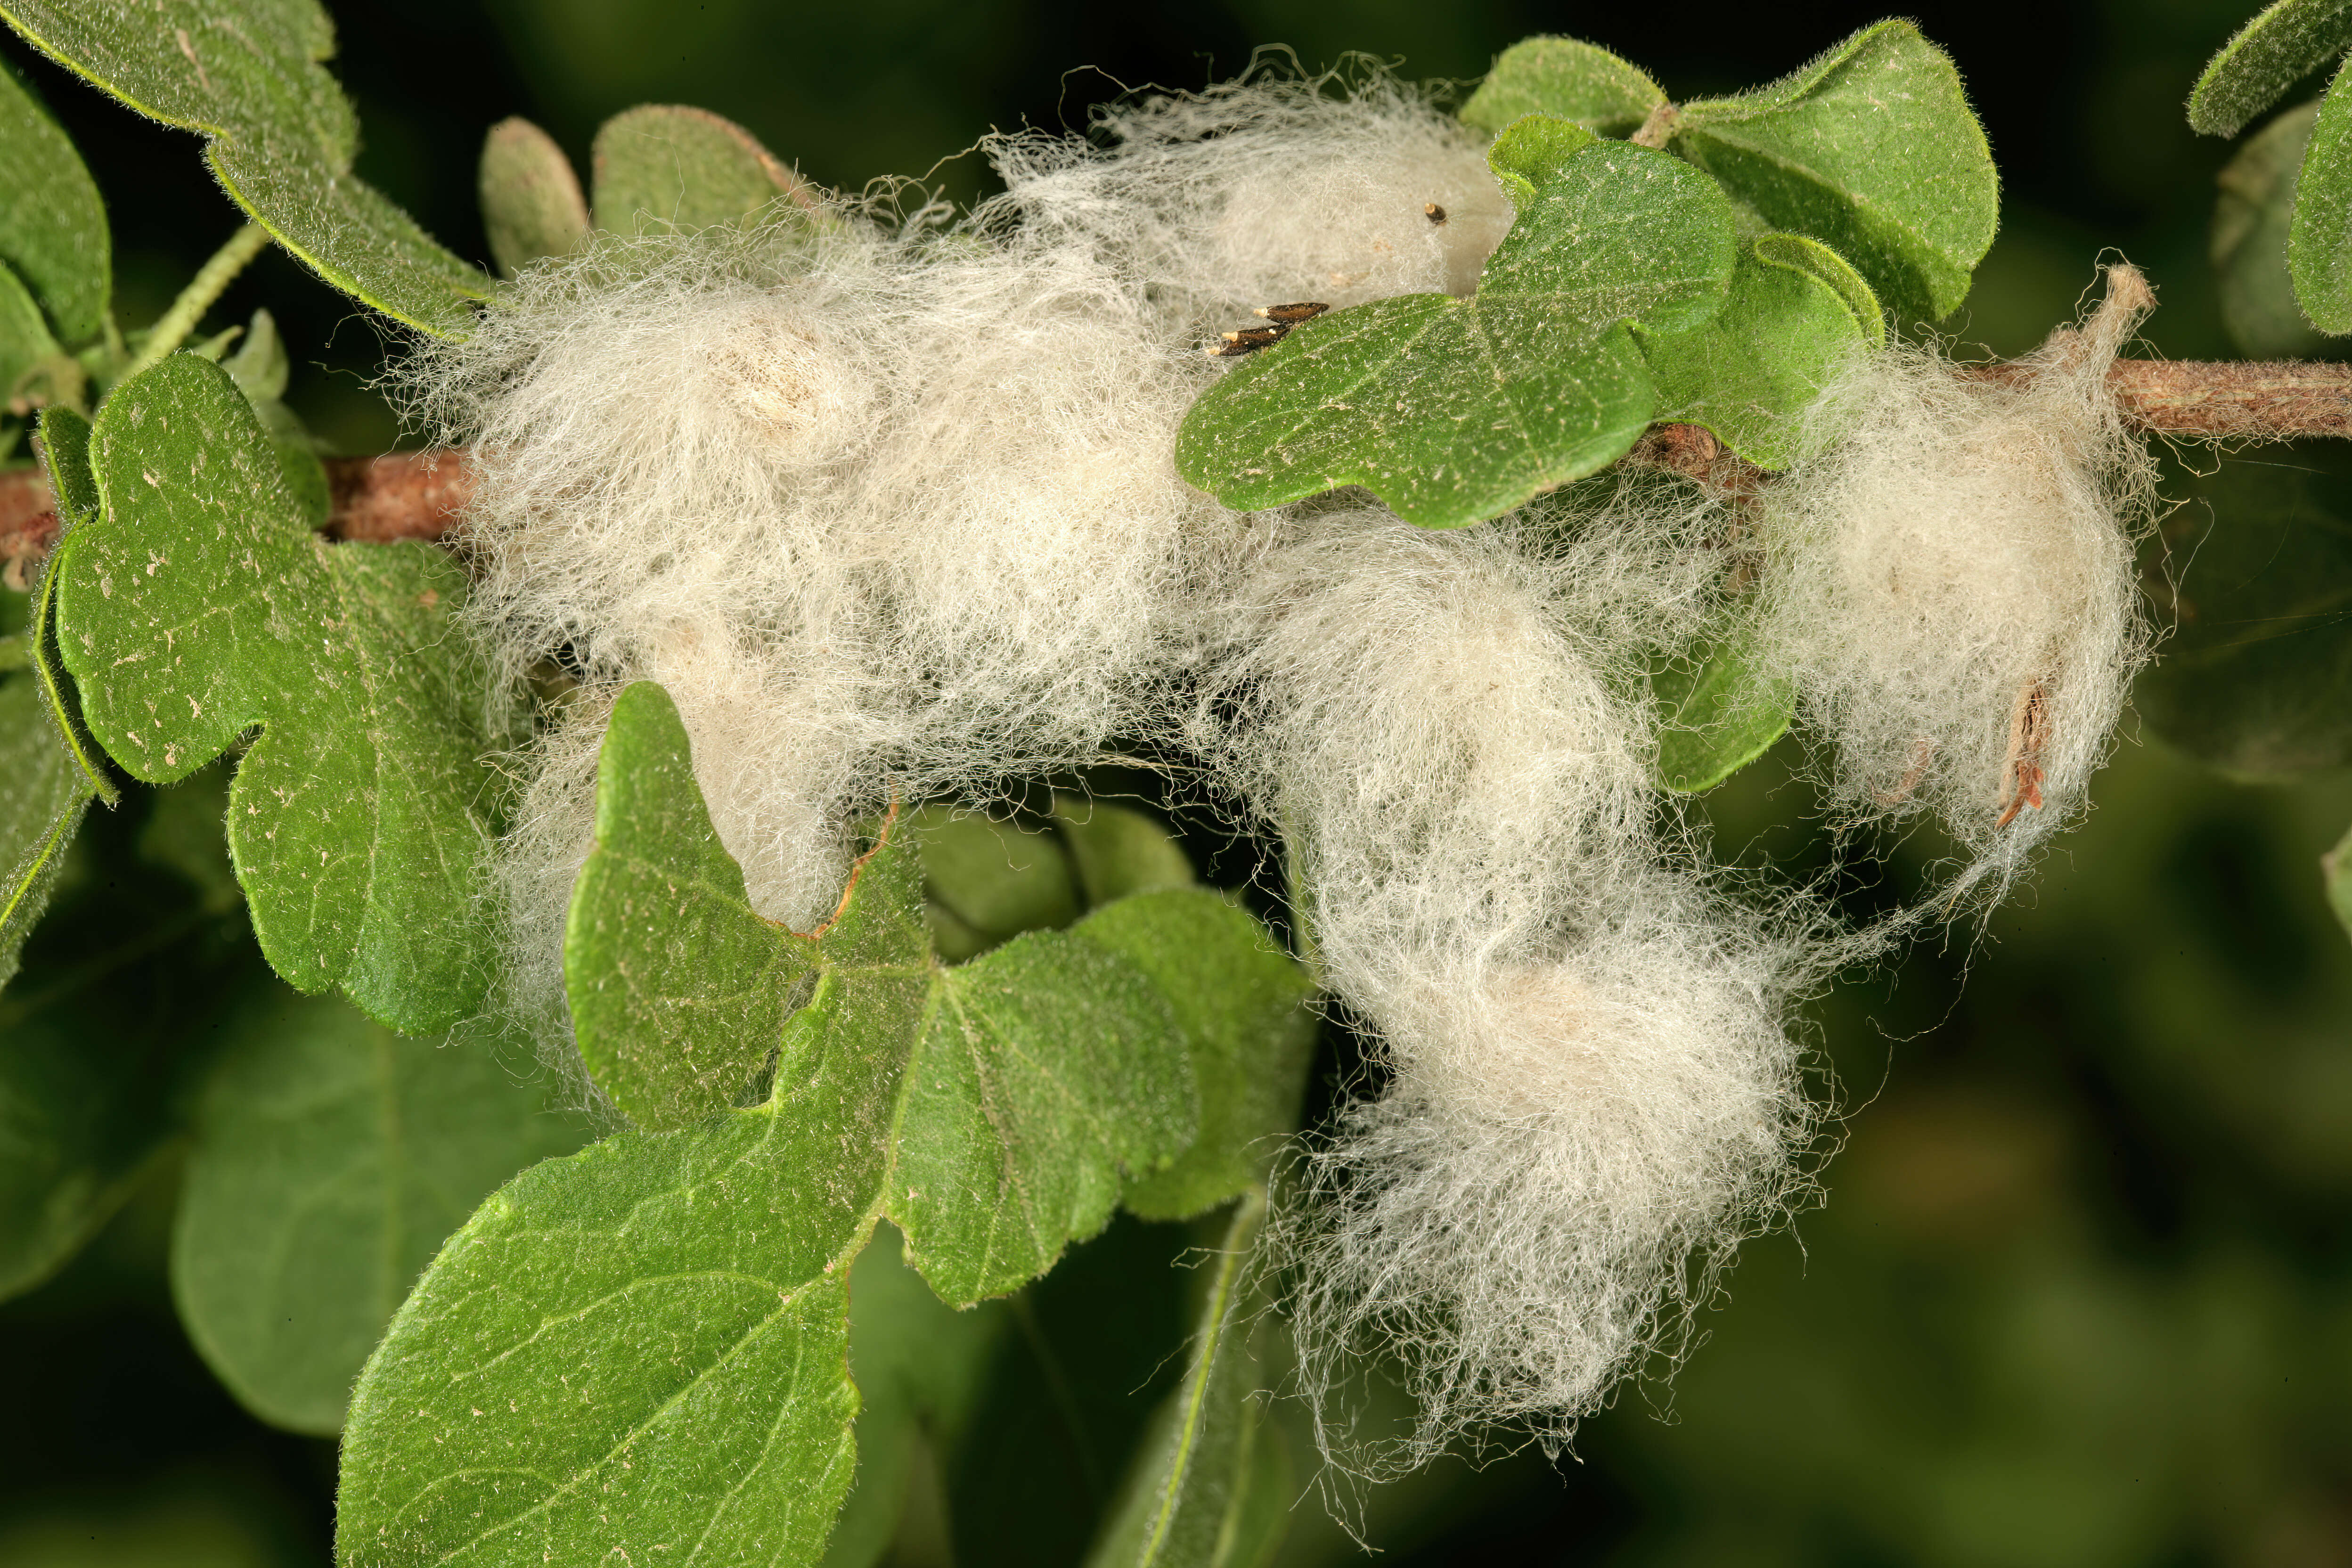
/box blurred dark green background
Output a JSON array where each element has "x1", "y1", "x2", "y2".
[{"x1": 5, "y1": 0, "x2": 2350, "y2": 1562}]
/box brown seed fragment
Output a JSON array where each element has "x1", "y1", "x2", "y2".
[
  {"x1": 1254, "y1": 301, "x2": 1330, "y2": 325},
  {"x1": 1425, "y1": 202, "x2": 1447, "y2": 224}
]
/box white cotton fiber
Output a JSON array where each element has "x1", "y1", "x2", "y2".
[
  {"x1": 1755, "y1": 268, "x2": 2158, "y2": 893},
  {"x1": 402, "y1": 68, "x2": 2153, "y2": 1474}
]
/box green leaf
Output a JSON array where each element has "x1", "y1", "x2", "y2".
[
  {"x1": 2189, "y1": 0, "x2": 2352, "y2": 137},
  {"x1": 480, "y1": 116, "x2": 588, "y2": 278},
  {"x1": 1671, "y1": 20, "x2": 1998, "y2": 320},
  {"x1": 2137, "y1": 445, "x2": 2352, "y2": 774},
  {"x1": 0, "y1": 56, "x2": 107, "y2": 343},
  {"x1": 172, "y1": 987, "x2": 588, "y2": 1436},
  {"x1": 1485, "y1": 113, "x2": 1598, "y2": 213},
  {"x1": 1048, "y1": 794, "x2": 1197, "y2": 906},
  {"x1": 1084, "y1": 893, "x2": 1317, "y2": 1222},
  {"x1": 336, "y1": 1108, "x2": 867, "y2": 1567},
  {"x1": 2215, "y1": 100, "x2": 2330, "y2": 355},
  {"x1": 913, "y1": 803, "x2": 1081, "y2": 962},
  {"x1": 28, "y1": 406, "x2": 113, "y2": 806},
  {"x1": 0, "y1": 775, "x2": 253, "y2": 1301},
  {"x1": 218, "y1": 307, "x2": 330, "y2": 525},
  {"x1": 567, "y1": 682, "x2": 1202, "y2": 1306},
  {"x1": 0, "y1": 0, "x2": 489, "y2": 335},
  {"x1": 1460, "y1": 36, "x2": 1667, "y2": 138},
  {"x1": 1641, "y1": 233, "x2": 1874, "y2": 469},
  {"x1": 1176, "y1": 139, "x2": 1735, "y2": 529},
  {"x1": 820, "y1": 1222, "x2": 1009, "y2": 1568},
  {"x1": 52, "y1": 353, "x2": 500, "y2": 1031},
  {"x1": 1085, "y1": 1193, "x2": 1289, "y2": 1568},
  {"x1": 2290, "y1": 56, "x2": 2352, "y2": 332},
  {"x1": 0, "y1": 261, "x2": 61, "y2": 410},
  {"x1": 0, "y1": 659, "x2": 90, "y2": 990},
  {"x1": 592, "y1": 104, "x2": 817, "y2": 236},
  {"x1": 1652, "y1": 629, "x2": 1797, "y2": 793}
]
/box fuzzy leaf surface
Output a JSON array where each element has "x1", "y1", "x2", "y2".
[
  {"x1": 566, "y1": 682, "x2": 1203, "y2": 1305},
  {"x1": 173, "y1": 988, "x2": 588, "y2": 1436},
  {"x1": 1642, "y1": 233, "x2": 1875, "y2": 468},
  {"x1": 0, "y1": 57, "x2": 106, "y2": 342},
  {"x1": 335, "y1": 1111, "x2": 867, "y2": 1568},
  {"x1": 592, "y1": 104, "x2": 815, "y2": 236},
  {"x1": 1460, "y1": 36, "x2": 1666, "y2": 137},
  {"x1": 28, "y1": 406, "x2": 117, "y2": 808},
  {"x1": 2291, "y1": 56, "x2": 2352, "y2": 331},
  {"x1": 1653, "y1": 630, "x2": 1797, "y2": 793},
  {"x1": 1084, "y1": 1194, "x2": 1289, "y2": 1568},
  {"x1": 1485, "y1": 113, "x2": 1598, "y2": 212},
  {"x1": 2139, "y1": 447, "x2": 2352, "y2": 773},
  {"x1": 53, "y1": 354, "x2": 500, "y2": 1031},
  {"x1": 2189, "y1": 0, "x2": 2352, "y2": 137},
  {"x1": 0, "y1": 662, "x2": 90, "y2": 991},
  {"x1": 1671, "y1": 20, "x2": 1997, "y2": 319},
  {"x1": 0, "y1": 0, "x2": 487, "y2": 334},
  {"x1": 480, "y1": 116, "x2": 587, "y2": 277},
  {"x1": 1176, "y1": 139, "x2": 1734, "y2": 528},
  {"x1": 2215, "y1": 101, "x2": 2330, "y2": 355}
]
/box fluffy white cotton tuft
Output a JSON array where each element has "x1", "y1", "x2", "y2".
[
  {"x1": 1755, "y1": 268, "x2": 2158, "y2": 894},
  {"x1": 403, "y1": 70, "x2": 2153, "y2": 1473}
]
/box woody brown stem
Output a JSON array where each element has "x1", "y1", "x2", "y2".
[{"x1": 4, "y1": 355, "x2": 2352, "y2": 586}]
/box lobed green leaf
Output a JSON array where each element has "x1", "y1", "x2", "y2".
[
  {"x1": 2189, "y1": 0, "x2": 2352, "y2": 137},
  {"x1": 592, "y1": 104, "x2": 818, "y2": 237},
  {"x1": 1485, "y1": 113, "x2": 1598, "y2": 212},
  {"x1": 0, "y1": 56, "x2": 107, "y2": 343},
  {"x1": 2290, "y1": 56, "x2": 2352, "y2": 332},
  {"x1": 0, "y1": 0, "x2": 488, "y2": 334},
  {"x1": 480, "y1": 116, "x2": 588, "y2": 278},
  {"x1": 1671, "y1": 20, "x2": 1997, "y2": 319},
  {"x1": 1460, "y1": 37, "x2": 1667, "y2": 138},
  {"x1": 1641, "y1": 232, "x2": 1876, "y2": 469},
  {"x1": 172, "y1": 987, "x2": 589, "y2": 1436},
  {"x1": 1176, "y1": 139, "x2": 1736, "y2": 528},
  {"x1": 52, "y1": 353, "x2": 502, "y2": 1031},
  {"x1": 2214, "y1": 100, "x2": 2331, "y2": 355}
]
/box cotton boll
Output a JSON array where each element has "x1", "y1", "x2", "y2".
[{"x1": 1755, "y1": 267, "x2": 2157, "y2": 892}]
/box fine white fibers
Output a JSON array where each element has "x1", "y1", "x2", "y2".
[
  {"x1": 405, "y1": 70, "x2": 2151, "y2": 1475},
  {"x1": 1755, "y1": 267, "x2": 2157, "y2": 895},
  {"x1": 1191, "y1": 516, "x2": 1825, "y2": 1466}
]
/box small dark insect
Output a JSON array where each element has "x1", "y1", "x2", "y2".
[
  {"x1": 1206, "y1": 302, "x2": 1331, "y2": 357},
  {"x1": 1425, "y1": 202, "x2": 1447, "y2": 224}
]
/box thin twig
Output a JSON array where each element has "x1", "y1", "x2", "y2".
[
  {"x1": 122, "y1": 221, "x2": 272, "y2": 378},
  {"x1": 2, "y1": 355, "x2": 2351, "y2": 585}
]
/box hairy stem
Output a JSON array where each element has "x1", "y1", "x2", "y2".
[{"x1": 122, "y1": 221, "x2": 271, "y2": 377}]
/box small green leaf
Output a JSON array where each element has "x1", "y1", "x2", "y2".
[
  {"x1": 1652, "y1": 629, "x2": 1797, "y2": 793},
  {"x1": 1084, "y1": 1192, "x2": 1290, "y2": 1568},
  {"x1": 1641, "y1": 233, "x2": 1874, "y2": 469},
  {"x1": 0, "y1": 261, "x2": 61, "y2": 411},
  {"x1": 913, "y1": 804, "x2": 1082, "y2": 961},
  {"x1": 0, "y1": 0, "x2": 489, "y2": 335},
  {"x1": 1672, "y1": 20, "x2": 1998, "y2": 319},
  {"x1": 2189, "y1": 0, "x2": 2352, "y2": 137},
  {"x1": 567, "y1": 682, "x2": 1206, "y2": 1306},
  {"x1": 0, "y1": 659, "x2": 90, "y2": 990},
  {"x1": 1049, "y1": 794, "x2": 1197, "y2": 906},
  {"x1": 219, "y1": 307, "x2": 330, "y2": 525},
  {"x1": 0, "y1": 56, "x2": 108, "y2": 343},
  {"x1": 28, "y1": 405, "x2": 113, "y2": 805},
  {"x1": 1460, "y1": 36, "x2": 1667, "y2": 138},
  {"x1": 1084, "y1": 893, "x2": 1317, "y2": 1222},
  {"x1": 53, "y1": 354, "x2": 501, "y2": 1031},
  {"x1": 1176, "y1": 139, "x2": 1735, "y2": 529},
  {"x1": 2137, "y1": 446, "x2": 2352, "y2": 774},
  {"x1": 480, "y1": 116, "x2": 588, "y2": 278},
  {"x1": 1485, "y1": 113, "x2": 1599, "y2": 212},
  {"x1": 336, "y1": 1109, "x2": 867, "y2": 1567},
  {"x1": 592, "y1": 103, "x2": 817, "y2": 236},
  {"x1": 172, "y1": 987, "x2": 588, "y2": 1435},
  {"x1": 821, "y1": 1223, "x2": 1009, "y2": 1568},
  {"x1": 2291, "y1": 56, "x2": 2352, "y2": 332},
  {"x1": 2214, "y1": 99, "x2": 2330, "y2": 355}
]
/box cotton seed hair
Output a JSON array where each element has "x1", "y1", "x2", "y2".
[{"x1": 402, "y1": 74, "x2": 2154, "y2": 1469}]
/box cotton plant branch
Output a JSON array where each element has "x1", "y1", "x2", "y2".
[{"x1": 0, "y1": 358, "x2": 2347, "y2": 586}]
